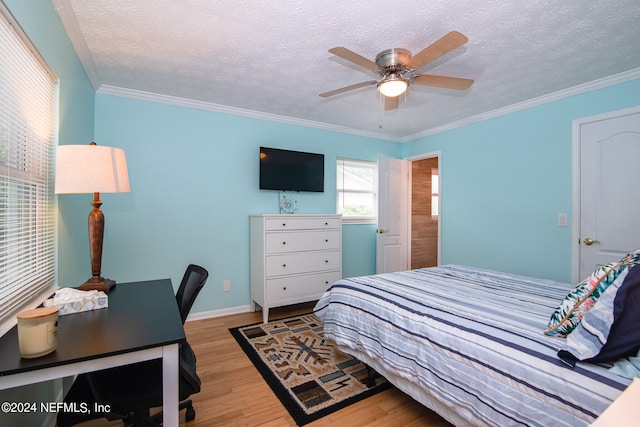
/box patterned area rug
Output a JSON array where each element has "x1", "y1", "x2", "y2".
[{"x1": 230, "y1": 313, "x2": 389, "y2": 426}]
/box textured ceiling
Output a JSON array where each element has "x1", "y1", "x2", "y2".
[{"x1": 53, "y1": 0, "x2": 640, "y2": 140}]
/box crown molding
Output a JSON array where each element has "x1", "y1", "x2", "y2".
[
  {"x1": 402, "y1": 67, "x2": 640, "y2": 142},
  {"x1": 53, "y1": 0, "x2": 100, "y2": 90},
  {"x1": 96, "y1": 68, "x2": 639, "y2": 144},
  {"x1": 96, "y1": 85, "x2": 402, "y2": 142}
]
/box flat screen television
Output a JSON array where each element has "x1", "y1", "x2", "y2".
[{"x1": 259, "y1": 147, "x2": 324, "y2": 192}]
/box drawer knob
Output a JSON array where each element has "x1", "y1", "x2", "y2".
[
  {"x1": 325, "y1": 260, "x2": 329, "y2": 263},
  {"x1": 283, "y1": 287, "x2": 287, "y2": 291},
  {"x1": 282, "y1": 264, "x2": 286, "y2": 268},
  {"x1": 325, "y1": 239, "x2": 329, "y2": 242},
  {"x1": 282, "y1": 223, "x2": 286, "y2": 227},
  {"x1": 282, "y1": 241, "x2": 286, "y2": 245},
  {"x1": 325, "y1": 222, "x2": 328, "y2": 225},
  {"x1": 325, "y1": 281, "x2": 329, "y2": 284}
]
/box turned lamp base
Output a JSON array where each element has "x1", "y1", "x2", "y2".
[{"x1": 78, "y1": 277, "x2": 116, "y2": 293}]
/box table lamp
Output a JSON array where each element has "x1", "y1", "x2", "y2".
[{"x1": 55, "y1": 142, "x2": 131, "y2": 292}]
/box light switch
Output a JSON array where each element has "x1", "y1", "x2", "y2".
[{"x1": 557, "y1": 213, "x2": 568, "y2": 227}]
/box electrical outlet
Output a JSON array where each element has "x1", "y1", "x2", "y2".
[{"x1": 223, "y1": 280, "x2": 231, "y2": 292}]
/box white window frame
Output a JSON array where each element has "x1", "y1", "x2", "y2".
[
  {"x1": 431, "y1": 167, "x2": 439, "y2": 219},
  {"x1": 0, "y1": 3, "x2": 57, "y2": 335},
  {"x1": 336, "y1": 158, "x2": 377, "y2": 224}
]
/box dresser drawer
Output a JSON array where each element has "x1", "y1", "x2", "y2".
[
  {"x1": 265, "y1": 217, "x2": 340, "y2": 231},
  {"x1": 266, "y1": 271, "x2": 341, "y2": 303},
  {"x1": 266, "y1": 251, "x2": 340, "y2": 276},
  {"x1": 265, "y1": 230, "x2": 340, "y2": 254}
]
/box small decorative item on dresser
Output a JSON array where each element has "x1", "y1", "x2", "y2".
[
  {"x1": 16, "y1": 307, "x2": 59, "y2": 358},
  {"x1": 279, "y1": 193, "x2": 297, "y2": 214}
]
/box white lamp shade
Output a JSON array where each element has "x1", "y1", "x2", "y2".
[{"x1": 55, "y1": 145, "x2": 131, "y2": 194}]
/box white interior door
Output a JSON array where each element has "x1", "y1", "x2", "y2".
[
  {"x1": 574, "y1": 107, "x2": 640, "y2": 280},
  {"x1": 376, "y1": 157, "x2": 410, "y2": 274}
]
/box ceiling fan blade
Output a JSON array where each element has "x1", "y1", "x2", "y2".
[
  {"x1": 413, "y1": 74, "x2": 474, "y2": 90},
  {"x1": 384, "y1": 95, "x2": 399, "y2": 111},
  {"x1": 406, "y1": 31, "x2": 469, "y2": 70},
  {"x1": 319, "y1": 80, "x2": 377, "y2": 97},
  {"x1": 329, "y1": 47, "x2": 380, "y2": 73}
]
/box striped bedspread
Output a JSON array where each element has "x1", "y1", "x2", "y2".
[{"x1": 314, "y1": 265, "x2": 630, "y2": 427}]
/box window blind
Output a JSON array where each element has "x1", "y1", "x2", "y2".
[{"x1": 0, "y1": 4, "x2": 57, "y2": 320}]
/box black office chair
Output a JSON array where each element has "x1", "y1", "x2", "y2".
[
  {"x1": 175, "y1": 264, "x2": 209, "y2": 325},
  {"x1": 87, "y1": 341, "x2": 201, "y2": 426},
  {"x1": 57, "y1": 264, "x2": 209, "y2": 427}
]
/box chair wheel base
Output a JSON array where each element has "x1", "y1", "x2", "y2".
[{"x1": 186, "y1": 406, "x2": 196, "y2": 421}]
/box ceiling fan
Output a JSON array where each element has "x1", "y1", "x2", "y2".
[{"x1": 320, "y1": 31, "x2": 474, "y2": 110}]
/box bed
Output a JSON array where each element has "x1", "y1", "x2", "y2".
[{"x1": 313, "y1": 264, "x2": 632, "y2": 427}]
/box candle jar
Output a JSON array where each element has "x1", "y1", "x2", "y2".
[{"x1": 16, "y1": 307, "x2": 59, "y2": 358}]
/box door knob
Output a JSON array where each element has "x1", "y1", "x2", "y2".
[
  {"x1": 583, "y1": 237, "x2": 600, "y2": 246},
  {"x1": 376, "y1": 228, "x2": 388, "y2": 234}
]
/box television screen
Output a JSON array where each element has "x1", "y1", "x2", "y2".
[{"x1": 259, "y1": 147, "x2": 324, "y2": 192}]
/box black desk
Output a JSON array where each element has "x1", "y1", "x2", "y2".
[{"x1": 0, "y1": 279, "x2": 185, "y2": 427}]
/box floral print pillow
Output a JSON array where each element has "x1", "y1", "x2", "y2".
[
  {"x1": 621, "y1": 247, "x2": 640, "y2": 264},
  {"x1": 545, "y1": 248, "x2": 640, "y2": 337},
  {"x1": 545, "y1": 262, "x2": 627, "y2": 337}
]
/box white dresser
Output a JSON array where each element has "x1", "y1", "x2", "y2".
[{"x1": 250, "y1": 214, "x2": 342, "y2": 323}]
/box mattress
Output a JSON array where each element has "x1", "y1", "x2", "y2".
[{"x1": 314, "y1": 265, "x2": 630, "y2": 426}]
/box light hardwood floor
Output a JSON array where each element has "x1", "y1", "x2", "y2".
[{"x1": 80, "y1": 302, "x2": 452, "y2": 426}]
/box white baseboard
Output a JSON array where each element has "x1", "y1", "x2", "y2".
[{"x1": 185, "y1": 305, "x2": 253, "y2": 322}]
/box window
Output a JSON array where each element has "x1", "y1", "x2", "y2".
[
  {"x1": 431, "y1": 168, "x2": 439, "y2": 218},
  {"x1": 336, "y1": 158, "x2": 377, "y2": 223},
  {"x1": 0, "y1": 4, "x2": 57, "y2": 322}
]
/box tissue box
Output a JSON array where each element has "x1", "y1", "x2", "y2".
[{"x1": 43, "y1": 288, "x2": 108, "y2": 316}]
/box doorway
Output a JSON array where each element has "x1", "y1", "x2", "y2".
[
  {"x1": 376, "y1": 153, "x2": 440, "y2": 274},
  {"x1": 410, "y1": 156, "x2": 439, "y2": 269}
]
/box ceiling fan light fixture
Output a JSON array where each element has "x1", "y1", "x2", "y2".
[{"x1": 378, "y1": 74, "x2": 408, "y2": 97}]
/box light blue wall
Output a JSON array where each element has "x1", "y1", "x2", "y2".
[
  {"x1": 1, "y1": 0, "x2": 95, "y2": 426},
  {"x1": 3, "y1": 0, "x2": 638, "y2": 320},
  {"x1": 93, "y1": 94, "x2": 399, "y2": 314},
  {"x1": 403, "y1": 78, "x2": 640, "y2": 282}
]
